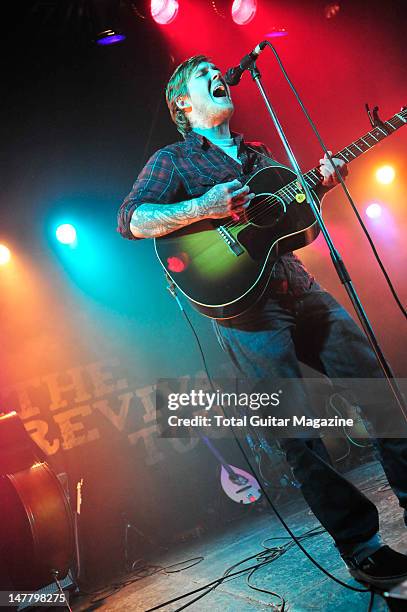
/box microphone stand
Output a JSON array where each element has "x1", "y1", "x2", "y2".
[{"x1": 248, "y1": 61, "x2": 406, "y2": 418}]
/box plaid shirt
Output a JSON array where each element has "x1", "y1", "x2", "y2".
[{"x1": 117, "y1": 130, "x2": 314, "y2": 295}]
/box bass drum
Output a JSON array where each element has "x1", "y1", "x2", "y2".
[{"x1": 0, "y1": 411, "x2": 74, "y2": 590}]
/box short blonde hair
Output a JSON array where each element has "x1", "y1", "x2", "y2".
[{"x1": 165, "y1": 55, "x2": 209, "y2": 137}]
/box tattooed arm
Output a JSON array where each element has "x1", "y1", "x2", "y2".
[{"x1": 130, "y1": 179, "x2": 254, "y2": 239}]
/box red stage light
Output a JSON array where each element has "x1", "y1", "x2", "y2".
[
  {"x1": 231, "y1": 0, "x2": 257, "y2": 25},
  {"x1": 151, "y1": 0, "x2": 179, "y2": 25},
  {"x1": 324, "y1": 3, "x2": 341, "y2": 19}
]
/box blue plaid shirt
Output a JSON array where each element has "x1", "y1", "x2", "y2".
[{"x1": 117, "y1": 130, "x2": 315, "y2": 295}]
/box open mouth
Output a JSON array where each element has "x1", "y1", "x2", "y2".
[{"x1": 212, "y1": 83, "x2": 228, "y2": 98}]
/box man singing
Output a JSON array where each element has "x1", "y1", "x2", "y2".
[{"x1": 117, "y1": 55, "x2": 407, "y2": 588}]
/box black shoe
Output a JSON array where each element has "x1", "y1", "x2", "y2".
[{"x1": 345, "y1": 545, "x2": 407, "y2": 589}]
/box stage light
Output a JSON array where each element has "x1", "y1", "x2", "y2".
[
  {"x1": 92, "y1": 0, "x2": 126, "y2": 45},
  {"x1": 151, "y1": 0, "x2": 179, "y2": 25},
  {"x1": 0, "y1": 244, "x2": 11, "y2": 265},
  {"x1": 231, "y1": 0, "x2": 257, "y2": 25},
  {"x1": 376, "y1": 165, "x2": 395, "y2": 184},
  {"x1": 266, "y1": 28, "x2": 288, "y2": 38},
  {"x1": 56, "y1": 224, "x2": 77, "y2": 245},
  {"x1": 95, "y1": 29, "x2": 126, "y2": 46},
  {"x1": 324, "y1": 3, "x2": 341, "y2": 19},
  {"x1": 366, "y1": 203, "x2": 382, "y2": 219}
]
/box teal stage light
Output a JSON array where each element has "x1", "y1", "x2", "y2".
[{"x1": 56, "y1": 224, "x2": 77, "y2": 245}]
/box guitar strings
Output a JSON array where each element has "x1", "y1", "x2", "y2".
[
  {"x1": 221, "y1": 189, "x2": 302, "y2": 231},
  {"x1": 176, "y1": 189, "x2": 315, "y2": 262},
  {"x1": 222, "y1": 191, "x2": 293, "y2": 231},
  {"x1": 176, "y1": 193, "x2": 292, "y2": 262},
  {"x1": 221, "y1": 172, "x2": 321, "y2": 231},
  {"x1": 174, "y1": 177, "x2": 322, "y2": 262},
  {"x1": 221, "y1": 110, "x2": 407, "y2": 232}
]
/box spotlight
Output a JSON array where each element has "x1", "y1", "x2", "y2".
[
  {"x1": 231, "y1": 0, "x2": 257, "y2": 25},
  {"x1": 151, "y1": 0, "x2": 179, "y2": 25},
  {"x1": 376, "y1": 165, "x2": 395, "y2": 184},
  {"x1": 324, "y1": 3, "x2": 341, "y2": 19},
  {"x1": 366, "y1": 203, "x2": 382, "y2": 219},
  {"x1": 95, "y1": 29, "x2": 126, "y2": 46},
  {"x1": 0, "y1": 244, "x2": 11, "y2": 265},
  {"x1": 56, "y1": 224, "x2": 77, "y2": 245}
]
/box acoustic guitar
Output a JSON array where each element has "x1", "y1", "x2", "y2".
[{"x1": 155, "y1": 108, "x2": 406, "y2": 319}]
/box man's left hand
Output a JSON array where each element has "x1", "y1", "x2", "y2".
[{"x1": 319, "y1": 151, "x2": 348, "y2": 187}]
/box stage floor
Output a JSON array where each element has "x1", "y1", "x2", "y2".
[{"x1": 71, "y1": 460, "x2": 406, "y2": 611}]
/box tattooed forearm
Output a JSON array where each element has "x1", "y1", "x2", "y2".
[
  {"x1": 129, "y1": 180, "x2": 253, "y2": 239},
  {"x1": 130, "y1": 199, "x2": 203, "y2": 239}
]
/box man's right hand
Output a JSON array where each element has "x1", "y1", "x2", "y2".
[
  {"x1": 128, "y1": 180, "x2": 255, "y2": 239},
  {"x1": 197, "y1": 179, "x2": 255, "y2": 221}
]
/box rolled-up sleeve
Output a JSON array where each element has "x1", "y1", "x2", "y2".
[{"x1": 117, "y1": 149, "x2": 182, "y2": 239}]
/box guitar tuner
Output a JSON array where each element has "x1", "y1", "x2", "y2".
[
  {"x1": 365, "y1": 103, "x2": 389, "y2": 134},
  {"x1": 365, "y1": 103, "x2": 374, "y2": 127}
]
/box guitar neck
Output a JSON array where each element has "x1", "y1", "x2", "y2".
[
  {"x1": 199, "y1": 434, "x2": 236, "y2": 477},
  {"x1": 303, "y1": 108, "x2": 407, "y2": 189}
]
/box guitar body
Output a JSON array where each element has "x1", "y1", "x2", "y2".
[
  {"x1": 155, "y1": 165, "x2": 321, "y2": 319},
  {"x1": 220, "y1": 464, "x2": 261, "y2": 504},
  {"x1": 199, "y1": 435, "x2": 261, "y2": 504},
  {"x1": 0, "y1": 412, "x2": 74, "y2": 590}
]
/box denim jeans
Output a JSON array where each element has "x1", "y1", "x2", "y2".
[{"x1": 213, "y1": 280, "x2": 407, "y2": 556}]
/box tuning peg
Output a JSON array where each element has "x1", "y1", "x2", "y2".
[
  {"x1": 372, "y1": 106, "x2": 380, "y2": 122},
  {"x1": 365, "y1": 103, "x2": 374, "y2": 127}
]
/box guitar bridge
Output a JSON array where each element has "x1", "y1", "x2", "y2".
[
  {"x1": 236, "y1": 485, "x2": 252, "y2": 494},
  {"x1": 217, "y1": 225, "x2": 244, "y2": 256}
]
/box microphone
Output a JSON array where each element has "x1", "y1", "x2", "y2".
[{"x1": 224, "y1": 41, "x2": 267, "y2": 86}]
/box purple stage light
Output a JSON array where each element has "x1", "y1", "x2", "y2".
[
  {"x1": 366, "y1": 203, "x2": 382, "y2": 219},
  {"x1": 96, "y1": 29, "x2": 126, "y2": 46},
  {"x1": 265, "y1": 28, "x2": 288, "y2": 38}
]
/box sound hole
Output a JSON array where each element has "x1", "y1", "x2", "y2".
[{"x1": 246, "y1": 193, "x2": 286, "y2": 228}]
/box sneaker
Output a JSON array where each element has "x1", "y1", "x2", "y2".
[{"x1": 345, "y1": 545, "x2": 407, "y2": 589}]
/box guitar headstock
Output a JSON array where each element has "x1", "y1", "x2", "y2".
[{"x1": 400, "y1": 106, "x2": 407, "y2": 122}]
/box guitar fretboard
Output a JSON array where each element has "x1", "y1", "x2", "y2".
[{"x1": 275, "y1": 108, "x2": 406, "y2": 203}]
